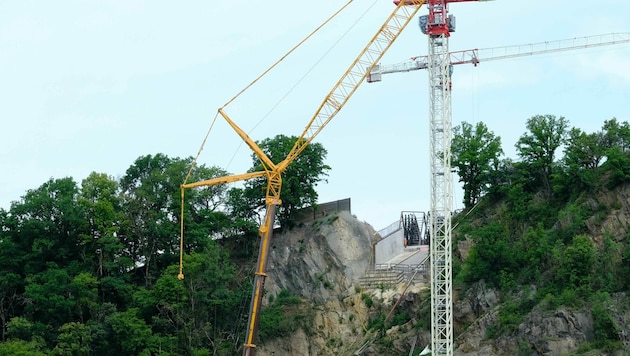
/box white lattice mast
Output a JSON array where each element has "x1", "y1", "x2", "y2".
[
  {"x1": 426, "y1": 2, "x2": 453, "y2": 354},
  {"x1": 424, "y1": 1, "x2": 481, "y2": 354}
]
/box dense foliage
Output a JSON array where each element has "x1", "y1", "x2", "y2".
[
  {"x1": 451, "y1": 121, "x2": 503, "y2": 208},
  {"x1": 453, "y1": 116, "x2": 630, "y2": 351},
  {"x1": 2, "y1": 115, "x2": 630, "y2": 354},
  {"x1": 0, "y1": 141, "x2": 329, "y2": 355},
  {"x1": 235, "y1": 134, "x2": 331, "y2": 229}
]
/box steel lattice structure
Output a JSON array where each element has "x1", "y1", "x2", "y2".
[
  {"x1": 428, "y1": 29, "x2": 454, "y2": 355},
  {"x1": 370, "y1": 7, "x2": 628, "y2": 355}
]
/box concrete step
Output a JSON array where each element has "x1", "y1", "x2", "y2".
[{"x1": 359, "y1": 269, "x2": 404, "y2": 288}]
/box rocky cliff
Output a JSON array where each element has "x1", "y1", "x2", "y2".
[
  {"x1": 257, "y1": 211, "x2": 431, "y2": 356},
  {"x1": 253, "y1": 185, "x2": 630, "y2": 355}
]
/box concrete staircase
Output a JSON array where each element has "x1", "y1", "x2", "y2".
[
  {"x1": 361, "y1": 246, "x2": 430, "y2": 288},
  {"x1": 359, "y1": 268, "x2": 405, "y2": 288}
]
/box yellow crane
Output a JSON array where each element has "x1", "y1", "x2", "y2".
[{"x1": 178, "y1": 1, "x2": 427, "y2": 355}]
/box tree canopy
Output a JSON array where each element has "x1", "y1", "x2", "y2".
[
  {"x1": 451, "y1": 121, "x2": 503, "y2": 209},
  {"x1": 236, "y1": 134, "x2": 331, "y2": 229},
  {"x1": 0, "y1": 134, "x2": 332, "y2": 354},
  {"x1": 515, "y1": 114, "x2": 569, "y2": 197},
  {"x1": 0, "y1": 155, "x2": 254, "y2": 354},
  {"x1": 2, "y1": 119, "x2": 630, "y2": 354}
]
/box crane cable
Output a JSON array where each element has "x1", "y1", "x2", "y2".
[
  {"x1": 220, "y1": 0, "x2": 354, "y2": 111},
  {"x1": 178, "y1": 0, "x2": 354, "y2": 280},
  {"x1": 179, "y1": 111, "x2": 219, "y2": 279},
  {"x1": 227, "y1": 0, "x2": 379, "y2": 170}
]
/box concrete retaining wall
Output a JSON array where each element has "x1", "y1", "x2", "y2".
[{"x1": 374, "y1": 228, "x2": 405, "y2": 265}]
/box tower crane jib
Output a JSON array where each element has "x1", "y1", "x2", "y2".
[{"x1": 368, "y1": 32, "x2": 630, "y2": 81}]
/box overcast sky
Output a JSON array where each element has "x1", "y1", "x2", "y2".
[{"x1": 2, "y1": 0, "x2": 629, "y2": 230}]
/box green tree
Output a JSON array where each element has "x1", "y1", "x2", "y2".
[
  {"x1": 119, "y1": 154, "x2": 180, "y2": 286},
  {"x1": 558, "y1": 235, "x2": 596, "y2": 290},
  {"x1": 180, "y1": 163, "x2": 235, "y2": 251},
  {"x1": 561, "y1": 127, "x2": 605, "y2": 192},
  {"x1": 23, "y1": 263, "x2": 74, "y2": 329},
  {"x1": 119, "y1": 154, "x2": 234, "y2": 286},
  {"x1": 460, "y1": 221, "x2": 516, "y2": 287},
  {"x1": 0, "y1": 339, "x2": 47, "y2": 356},
  {"x1": 70, "y1": 273, "x2": 99, "y2": 323},
  {"x1": 4, "y1": 317, "x2": 48, "y2": 354},
  {"x1": 149, "y1": 242, "x2": 245, "y2": 354},
  {"x1": 215, "y1": 187, "x2": 259, "y2": 259},
  {"x1": 563, "y1": 128, "x2": 605, "y2": 171},
  {"x1": 515, "y1": 114, "x2": 569, "y2": 197},
  {"x1": 0, "y1": 153, "x2": 271, "y2": 354},
  {"x1": 52, "y1": 322, "x2": 92, "y2": 356},
  {"x1": 0, "y1": 209, "x2": 24, "y2": 341},
  {"x1": 601, "y1": 119, "x2": 630, "y2": 187},
  {"x1": 452, "y1": 121, "x2": 503, "y2": 208},
  {"x1": 601, "y1": 118, "x2": 630, "y2": 152},
  {"x1": 591, "y1": 292, "x2": 621, "y2": 348},
  {"x1": 78, "y1": 172, "x2": 130, "y2": 278},
  {"x1": 6, "y1": 317, "x2": 44, "y2": 343},
  {"x1": 0, "y1": 271, "x2": 22, "y2": 341},
  {"x1": 106, "y1": 308, "x2": 152, "y2": 355},
  {"x1": 8, "y1": 177, "x2": 88, "y2": 274},
  {"x1": 240, "y1": 134, "x2": 331, "y2": 229}
]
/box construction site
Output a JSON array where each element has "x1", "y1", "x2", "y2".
[
  {"x1": 3, "y1": 1, "x2": 630, "y2": 355},
  {"x1": 177, "y1": 1, "x2": 630, "y2": 355}
]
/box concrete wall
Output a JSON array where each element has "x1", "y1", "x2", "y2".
[{"x1": 375, "y1": 228, "x2": 405, "y2": 265}]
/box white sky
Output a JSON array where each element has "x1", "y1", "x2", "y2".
[{"x1": 1, "y1": 0, "x2": 629, "y2": 230}]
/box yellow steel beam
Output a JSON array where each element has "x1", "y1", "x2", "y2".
[
  {"x1": 181, "y1": 170, "x2": 267, "y2": 189},
  {"x1": 218, "y1": 109, "x2": 276, "y2": 172}
]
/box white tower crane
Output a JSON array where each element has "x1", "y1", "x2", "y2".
[
  {"x1": 369, "y1": 32, "x2": 630, "y2": 81},
  {"x1": 393, "y1": 1, "x2": 488, "y2": 354},
  {"x1": 376, "y1": 3, "x2": 629, "y2": 354}
]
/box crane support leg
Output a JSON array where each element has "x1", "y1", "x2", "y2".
[{"x1": 243, "y1": 203, "x2": 278, "y2": 356}]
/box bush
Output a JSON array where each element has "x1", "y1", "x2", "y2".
[
  {"x1": 361, "y1": 293, "x2": 373, "y2": 308},
  {"x1": 591, "y1": 292, "x2": 620, "y2": 347},
  {"x1": 258, "y1": 289, "x2": 311, "y2": 341}
]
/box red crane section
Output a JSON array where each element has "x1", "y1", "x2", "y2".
[{"x1": 394, "y1": 0, "x2": 486, "y2": 37}]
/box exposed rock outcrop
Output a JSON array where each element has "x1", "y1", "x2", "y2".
[
  {"x1": 258, "y1": 211, "x2": 379, "y2": 355},
  {"x1": 258, "y1": 211, "x2": 432, "y2": 356},
  {"x1": 254, "y1": 192, "x2": 630, "y2": 355},
  {"x1": 264, "y1": 211, "x2": 374, "y2": 304}
]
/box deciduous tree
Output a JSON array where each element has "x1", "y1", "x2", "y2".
[
  {"x1": 515, "y1": 114, "x2": 568, "y2": 197},
  {"x1": 452, "y1": 121, "x2": 503, "y2": 208},
  {"x1": 119, "y1": 154, "x2": 236, "y2": 285},
  {"x1": 240, "y1": 134, "x2": 331, "y2": 229},
  {"x1": 78, "y1": 172, "x2": 130, "y2": 278},
  {"x1": 560, "y1": 127, "x2": 605, "y2": 192}
]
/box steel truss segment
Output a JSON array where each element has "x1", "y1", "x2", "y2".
[
  {"x1": 428, "y1": 30, "x2": 453, "y2": 356},
  {"x1": 284, "y1": 3, "x2": 424, "y2": 165}
]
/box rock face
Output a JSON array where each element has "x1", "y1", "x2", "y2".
[
  {"x1": 253, "y1": 202, "x2": 630, "y2": 355},
  {"x1": 585, "y1": 184, "x2": 630, "y2": 244},
  {"x1": 264, "y1": 210, "x2": 374, "y2": 304},
  {"x1": 453, "y1": 283, "x2": 598, "y2": 356},
  {"x1": 257, "y1": 211, "x2": 380, "y2": 355},
  {"x1": 454, "y1": 280, "x2": 499, "y2": 326},
  {"x1": 517, "y1": 308, "x2": 594, "y2": 355},
  {"x1": 258, "y1": 211, "x2": 431, "y2": 356},
  {"x1": 455, "y1": 307, "x2": 595, "y2": 355}
]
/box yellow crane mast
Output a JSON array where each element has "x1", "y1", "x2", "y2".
[{"x1": 179, "y1": 1, "x2": 427, "y2": 355}]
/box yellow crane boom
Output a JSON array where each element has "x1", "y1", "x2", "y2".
[{"x1": 180, "y1": 1, "x2": 426, "y2": 354}]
